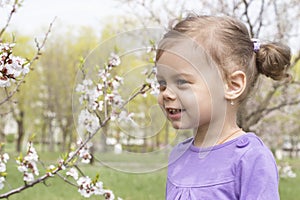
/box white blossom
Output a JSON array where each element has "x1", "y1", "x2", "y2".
[
  {"x1": 98, "y1": 69, "x2": 110, "y2": 81},
  {"x1": 118, "y1": 111, "x2": 137, "y2": 127},
  {"x1": 0, "y1": 163, "x2": 6, "y2": 173},
  {"x1": 76, "y1": 140, "x2": 93, "y2": 164},
  {"x1": 146, "y1": 77, "x2": 160, "y2": 96},
  {"x1": 78, "y1": 109, "x2": 100, "y2": 134},
  {"x1": 0, "y1": 153, "x2": 9, "y2": 173},
  {"x1": 76, "y1": 79, "x2": 92, "y2": 93},
  {"x1": 104, "y1": 189, "x2": 115, "y2": 200},
  {"x1": 105, "y1": 92, "x2": 124, "y2": 108},
  {"x1": 91, "y1": 100, "x2": 104, "y2": 111},
  {"x1": 66, "y1": 167, "x2": 79, "y2": 180},
  {"x1": 112, "y1": 79, "x2": 121, "y2": 89},
  {"x1": 108, "y1": 52, "x2": 121, "y2": 67},
  {"x1": 0, "y1": 177, "x2": 5, "y2": 190},
  {"x1": 17, "y1": 142, "x2": 40, "y2": 182},
  {"x1": 76, "y1": 176, "x2": 111, "y2": 198},
  {"x1": 68, "y1": 151, "x2": 75, "y2": 159},
  {"x1": 58, "y1": 159, "x2": 66, "y2": 170},
  {"x1": 0, "y1": 78, "x2": 10, "y2": 87},
  {"x1": 24, "y1": 152, "x2": 38, "y2": 162},
  {"x1": 77, "y1": 176, "x2": 91, "y2": 186},
  {"x1": 31, "y1": 162, "x2": 39, "y2": 176},
  {"x1": 77, "y1": 176, "x2": 93, "y2": 198},
  {"x1": 93, "y1": 181, "x2": 104, "y2": 195},
  {"x1": 76, "y1": 79, "x2": 104, "y2": 110},
  {"x1": 112, "y1": 94, "x2": 123, "y2": 107},
  {"x1": 2, "y1": 153, "x2": 9, "y2": 163},
  {"x1": 25, "y1": 142, "x2": 39, "y2": 162},
  {"x1": 23, "y1": 172, "x2": 34, "y2": 183},
  {"x1": 83, "y1": 79, "x2": 93, "y2": 86},
  {"x1": 5, "y1": 56, "x2": 27, "y2": 77},
  {"x1": 118, "y1": 111, "x2": 131, "y2": 121},
  {"x1": 18, "y1": 165, "x2": 28, "y2": 173},
  {"x1": 47, "y1": 165, "x2": 56, "y2": 177},
  {"x1": 0, "y1": 43, "x2": 30, "y2": 88},
  {"x1": 111, "y1": 76, "x2": 123, "y2": 89},
  {"x1": 110, "y1": 112, "x2": 118, "y2": 121},
  {"x1": 79, "y1": 147, "x2": 92, "y2": 164}
]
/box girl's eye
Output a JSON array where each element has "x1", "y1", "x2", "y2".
[
  {"x1": 158, "y1": 80, "x2": 167, "y2": 91},
  {"x1": 176, "y1": 79, "x2": 188, "y2": 85}
]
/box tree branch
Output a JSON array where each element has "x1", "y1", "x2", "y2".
[
  {"x1": 263, "y1": 99, "x2": 300, "y2": 117},
  {"x1": 0, "y1": 0, "x2": 18, "y2": 38},
  {"x1": 0, "y1": 173, "x2": 53, "y2": 198},
  {"x1": 56, "y1": 172, "x2": 78, "y2": 187},
  {"x1": 253, "y1": 0, "x2": 265, "y2": 37},
  {"x1": 0, "y1": 18, "x2": 56, "y2": 106},
  {"x1": 242, "y1": 0, "x2": 254, "y2": 37},
  {"x1": 246, "y1": 83, "x2": 280, "y2": 122}
]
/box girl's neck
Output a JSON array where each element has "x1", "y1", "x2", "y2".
[{"x1": 193, "y1": 117, "x2": 244, "y2": 148}]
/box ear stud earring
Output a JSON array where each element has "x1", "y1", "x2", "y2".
[{"x1": 230, "y1": 100, "x2": 234, "y2": 106}]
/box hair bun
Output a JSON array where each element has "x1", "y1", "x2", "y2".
[{"x1": 256, "y1": 42, "x2": 291, "y2": 81}]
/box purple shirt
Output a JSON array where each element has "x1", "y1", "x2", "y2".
[{"x1": 166, "y1": 133, "x2": 279, "y2": 200}]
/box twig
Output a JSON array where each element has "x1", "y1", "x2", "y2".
[
  {"x1": 242, "y1": 0, "x2": 254, "y2": 37},
  {"x1": 253, "y1": 0, "x2": 265, "y2": 37},
  {"x1": 31, "y1": 17, "x2": 56, "y2": 66},
  {"x1": 0, "y1": 173, "x2": 53, "y2": 198},
  {"x1": 122, "y1": 83, "x2": 151, "y2": 107},
  {"x1": 246, "y1": 83, "x2": 280, "y2": 121},
  {"x1": 56, "y1": 172, "x2": 78, "y2": 187},
  {"x1": 0, "y1": 0, "x2": 18, "y2": 38},
  {"x1": 263, "y1": 99, "x2": 300, "y2": 117},
  {"x1": 74, "y1": 165, "x2": 85, "y2": 177}
]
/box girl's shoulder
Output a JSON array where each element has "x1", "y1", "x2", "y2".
[
  {"x1": 234, "y1": 132, "x2": 272, "y2": 153},
  {"x1": 234, "y1": 133, "x2": 276, "y2": 166},
  {"x1": 234, "y1": 132, "x2": 265, "y2": 148}
]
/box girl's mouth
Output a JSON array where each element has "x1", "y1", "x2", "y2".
[
  {"x1": 166, "y1": 108, "x2": 185, "y2": 120},
  {"x1": 167, "y1": 108, "x2": 182, "y2": 114}
]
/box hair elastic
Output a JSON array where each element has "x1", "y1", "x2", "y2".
[{"x1": 251, "y1": 38, "x2": 260, "y2": 52}]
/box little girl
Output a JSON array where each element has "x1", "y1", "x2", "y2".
[{"x1": 156, "y1": 15, "x2": 291, "y2": 199}]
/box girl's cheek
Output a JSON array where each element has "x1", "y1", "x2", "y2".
[{"x1": 157, "y1": 94, "x2": 164, "y2": 107}]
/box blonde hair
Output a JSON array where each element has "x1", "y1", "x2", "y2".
[{"x1": 156, "y1": 15, "x2": 291, "y2": 101}]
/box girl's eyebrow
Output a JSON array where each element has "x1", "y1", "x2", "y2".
[
  {"x1": 156, "y1": 72, "x2": 195, "y2": 79},
  {"x1": 172, "y1": 72, "x2": 194, "y2": 79}
]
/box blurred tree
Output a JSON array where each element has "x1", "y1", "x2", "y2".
[
  {"x1": 37, "y1": 26, "x2": 99, "y2": 152},
  {"x1": 6, "y1": 34, "x2": 36, "y2": 152}
]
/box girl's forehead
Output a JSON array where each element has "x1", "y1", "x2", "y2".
[
  {"x1": 156, "y1": 50, "x2": 212, "y2": 76},
  {"x1": 157, "y1": 38, "x2": 214, "y2": 67}
]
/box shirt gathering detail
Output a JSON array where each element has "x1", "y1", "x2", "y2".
[{"x1": 166, "y1": 133, "x2": 280, "y2": 200}]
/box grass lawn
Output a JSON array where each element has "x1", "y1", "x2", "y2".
[
  {"x1": 1, "y1": 148, "x2": 299, "y2": 199},
  {"x1": 1, "y1": 150, "x2": 167, "y2": 200},
  {"x1": 279, "y1": 159, "x2": 300, "y2": 200},
  {"x1": 3, "y1": 164, "x2": 166, "y2": 200}
]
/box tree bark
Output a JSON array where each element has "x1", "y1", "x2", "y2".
[{"x1": 16, "y1": 111, "x2": 24, "y2": 152}]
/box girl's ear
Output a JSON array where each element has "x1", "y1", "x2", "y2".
[{"x1": 224, "y1": 70, "x2": 246, "y2": 101}]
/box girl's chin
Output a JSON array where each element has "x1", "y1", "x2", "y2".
[{"x1": 170, "y1": 121, "x2": 191, "y2": 130}]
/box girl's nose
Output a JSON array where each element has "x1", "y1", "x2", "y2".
[{"x1": 162, "y1": 87, "x2": 176, "y2": 100}]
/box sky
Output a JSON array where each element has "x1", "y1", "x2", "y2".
[
  {"x1": 0, "y1": 0, "x2": 299, "y2": 52},
  {"x1": 1, "y1": 0, "x2": 126, "y2": 35}
]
